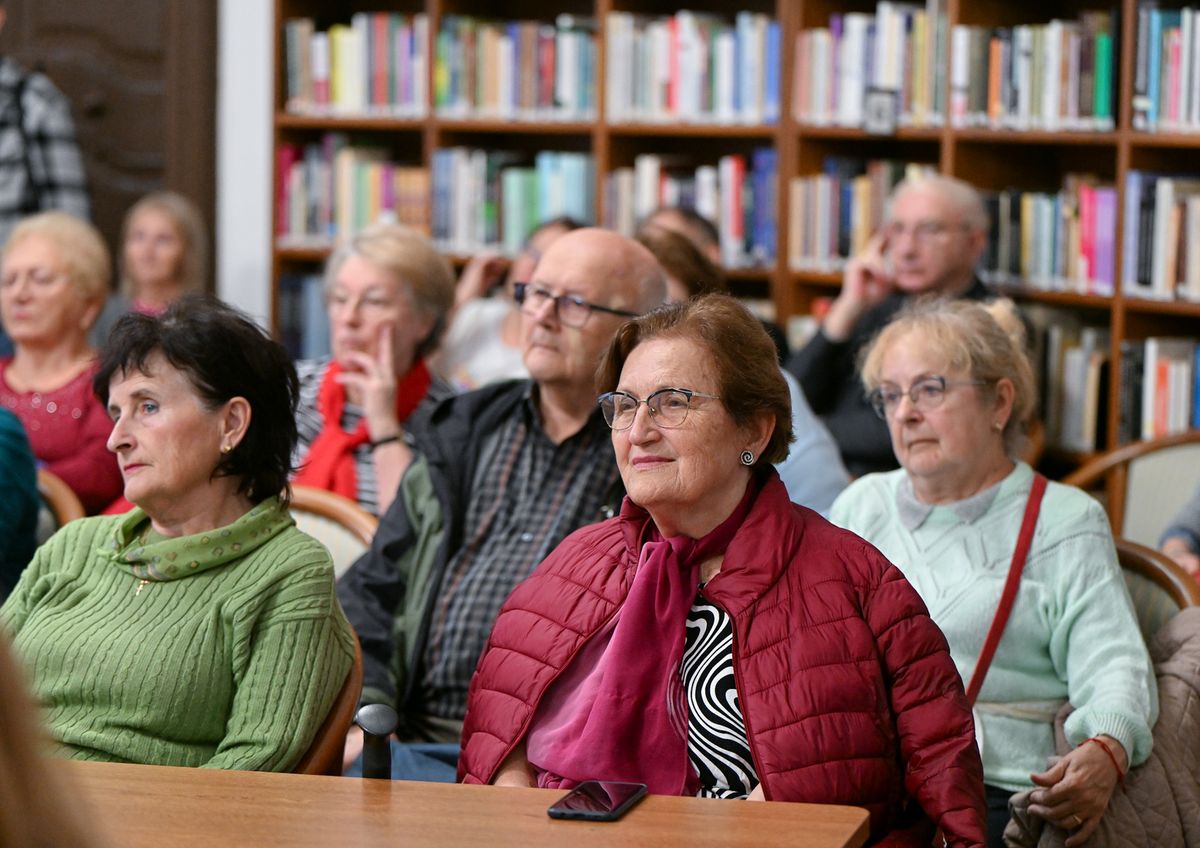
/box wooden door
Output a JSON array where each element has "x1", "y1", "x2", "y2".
[{"x1": 0, "y1": 0, "x2": 216, "y2": 287}]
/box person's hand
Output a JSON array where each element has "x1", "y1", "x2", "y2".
[
  {"x1": 1161, "y1": 537, "x2": 1200, "y2": 576},
  {"x1": 822, "y1": 232, "x2": 896, "y2": 342},
  {"x1": 746, "y1": 784, "x2": 766, "y2": 801},
  {"x1": 342, "y1": 725, "x2": 364, "y2": 771},
  {"x1": 336, "y1": 324, "x2": 401, "y2": 442},
  {"x1": 1027, "y1": 737, "x2": 1127, "y2": 847},
  {"x1": 455, "y1": 252, "x2": 511, "y2": 307}
]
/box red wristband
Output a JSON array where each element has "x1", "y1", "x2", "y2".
[{"x1": 1080, "y1": 737, "x2": 1126, "y2": 785}]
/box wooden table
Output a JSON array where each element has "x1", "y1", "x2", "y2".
[{"x1": 69, "y1": 760, "x2": 869, "y2": 848}]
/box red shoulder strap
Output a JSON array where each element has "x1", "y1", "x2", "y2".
[{"x1": 964, "y1": 473, "x2": 1048, "y2": 706}]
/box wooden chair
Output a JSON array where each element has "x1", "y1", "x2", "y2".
[
  {"x1": 1062, "y1": 431, "x2": 1200, "y2": 548},
  {"x1": 288, "y1": 485, "x2": 378, "y2": 579},
  {"x1": 1115, "y1": 537, "x2": 1200, "y2": 643},
  {"x1": 35, "y1": 468, "x2": 86, "y2": 543},
  {"x1": 293, "y1": 634, "x2": 364, "y2": 776}
]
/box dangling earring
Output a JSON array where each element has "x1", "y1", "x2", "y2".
[{"x1": 740, "y1": 450, "x2": 755, "y2": 466}]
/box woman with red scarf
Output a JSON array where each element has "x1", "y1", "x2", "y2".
[
  {"x1": 293, "y1": 224, "x2": 454, "y2": 515},
  {"x1": 459, "y1": 295, "x2": 987, "y2": 846}
]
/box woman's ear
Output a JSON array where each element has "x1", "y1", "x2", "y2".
[
  {"x1": 221, "y1": 397, "x2": 252, "y2": 451},
  {"x1": 991, "y1": 377, "x2": 1016, "y2": 431},
  {"x1": 744, "y1": 410, "x2": 775, "y2": 462}
]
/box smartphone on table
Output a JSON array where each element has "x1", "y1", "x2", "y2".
[{"x1": 546, "y1": 780, "x2": 648, "y2": 822}]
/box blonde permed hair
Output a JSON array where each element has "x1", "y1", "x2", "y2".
[{"x1": 859, "y1": 297, "x2": 1035, "y2": 458}]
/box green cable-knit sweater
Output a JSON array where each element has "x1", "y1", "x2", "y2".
[{"x1": 0, "y1": 497, "x2": 355, "y2": 772}]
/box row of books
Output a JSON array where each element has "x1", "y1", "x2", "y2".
[
  {"x1": 951, "y1": 12, "x2": 1117, "y2": 131},
  {"x1": 794, "y1": 0, "x2": 948, "y2": 128},
  {"x1": 1133, "y1": 4, "x2": 1200, "y2": 132},
  {"x1": 278, "y1": 272, "x2": 332, "y2": 362},
  {"x1": 1042, "y1": 324, "x2": 1109, "y2": 453},
  {"x1": 276, "y1": 134, "x2": 429, "y2": 247},
  {"x1": 981, "y1": 176, "x2": 1117, "y2": 296},
  {"x1": 1118, "y1": 337, "x2": 1200, "y2": 444},
  {"x1": 787, "y1": 157, "x2": 935, "y2": 272},
  {"x1": 435, "y1": 15, "x2": 597, "y2": 121},
  {"x1": 283, "y1": 14, "x2": 429, "y2": 116},
  {"x1": 431, "y1": 148, "x2": 595, "y2": 255},
  {"x1": 1123, "y1": 171, "x2": 1200, "y2": 302},
  {"x1": 603, "y1": 150, "x2": 778, "y2": 268},
  {"x1": 605, "y1": 11, "x2": 780, "y2": 125}
]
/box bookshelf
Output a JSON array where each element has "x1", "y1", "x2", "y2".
[{"x1": 271, "y1": 0, "x2": 1200, "y2": 467}]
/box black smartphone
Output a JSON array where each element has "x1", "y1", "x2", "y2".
[{"x1": 546, "y1": 780, "x2": 648, "y2": 822}]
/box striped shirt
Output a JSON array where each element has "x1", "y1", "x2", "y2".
[
  {"x1": 683, "y1": 593, "x2": 758, "y2": 799},
  {"x1": 419, "y1": 393, "x2": 619, "y2": 722},
  {"x1": 293, "y1": 357, "x2": 448, "y2": 516}
]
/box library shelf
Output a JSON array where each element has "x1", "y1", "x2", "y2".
[
  {"x1": 275, "y1": 114, "x2": 426, "y2": 132},
  {"x1": 607, "y1": 122, "x2": 779, "y2": 138},
  {"x1": 950, "y1": 129, "x2": 1120, "y2": 146}
]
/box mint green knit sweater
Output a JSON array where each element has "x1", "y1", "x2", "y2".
[
  {"x1": 832, "y1": 462, "x2": 1157, "y2": 792},
  {"x1": 0, "y1": 497, "x2": 355, "y2": 772}
]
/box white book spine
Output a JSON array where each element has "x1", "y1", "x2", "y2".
[{"x1": 950, "y1": 25, "x2": 970, "y2": 126}]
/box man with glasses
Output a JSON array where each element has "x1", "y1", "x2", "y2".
[
  {"x1": 337, "y1": 228, "x2": 666, "y2": 781},
  {"x1": 788, "y1": 175, "x2": 991, "y2": 477}
]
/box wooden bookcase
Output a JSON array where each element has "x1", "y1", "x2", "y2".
[{"x1": 271, "y1": 0, "x2": 1200, "y2": 467}]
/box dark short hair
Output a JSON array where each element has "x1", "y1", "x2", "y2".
[
  {"x1": 596, "y1": 294, "x2": 794, "y2": 467},
  {"x1": 94, "y1": 295, "x2": 300, "y2": 504}
]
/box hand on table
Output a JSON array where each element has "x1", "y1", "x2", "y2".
[{"x1": 1027, "y1": 736, "x2": 1126, "y2": 847}]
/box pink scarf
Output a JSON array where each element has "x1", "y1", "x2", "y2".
[{"x1": 526, "y1": 481, "x2": 758, "y2": 795}]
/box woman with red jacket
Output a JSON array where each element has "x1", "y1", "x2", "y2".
[{"x1": 459, "y1": 294, "x2": 987, "y2": 846}]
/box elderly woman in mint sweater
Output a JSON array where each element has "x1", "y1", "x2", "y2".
[
  {"x1": 831, "y1": 298, "x2": 1156, "y2": 848},
  {"x1": 0, "y1": 296, "x2": 354, "y2": 771}
]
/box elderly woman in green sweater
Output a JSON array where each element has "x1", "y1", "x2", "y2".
[
  {"x1": 831, "y1": 298, "x2": 1156, "y2": 848},
  {"x1": 0, "y1": 296, "x2": 355, "y2": 772}
]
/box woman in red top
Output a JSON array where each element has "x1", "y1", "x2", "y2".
[
  {"x1": 292, "y1": 224, "x2": 455, "y2": 516},
  {"x1": 460, "y1": 295, "x2": 987, "y2": 846},
  {"x1": 0, "y1": 211, "x2": 121, "y2": 513}
]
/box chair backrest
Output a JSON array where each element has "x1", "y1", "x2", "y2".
[
  {"x1": 1115, "y1": 537, "x2": 1200, "y2": 643},
  {"x1": 293, "y1": 633, "x2": 363, "y2": 775},
  {"x1": 35, "y1": 468, "x2": 86, "y2": 543},
  {"x1": 288, "y1": 485, "x2": 378, "y2": 579},
  {"x1": 1063, "y1": 431, "x2": 1200, "y2": 548}
]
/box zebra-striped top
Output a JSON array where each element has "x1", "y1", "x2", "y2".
[{"x1": 682, "y1": 593, "x2": 758, "y2": 799}]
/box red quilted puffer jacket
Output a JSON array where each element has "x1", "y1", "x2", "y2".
[{"x1": 459, "y1": 473, "x2": 985, "y2": 847}]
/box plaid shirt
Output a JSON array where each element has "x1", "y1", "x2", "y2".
[
  {"x1": 419, "y1": 393, "x2": 619, "y2": 722},
  {"x1": 0, "y1": 56, "x2": 90, "y2": 245}
]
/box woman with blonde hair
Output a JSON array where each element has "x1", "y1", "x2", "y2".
[
  {"x1": 119, "y1": 191, "x2": 207, "y2": 313},
  {"x1": 0, "y1": 630, "x2": 106, "y2": 848},
  {"x1": 0, "y1": 210, "x2": 121, "y2": 512},
  {"x1": 831, "y1": 298, "x2": 1156, "y2": 847},
  {"x1": 293, "y1": 223, "x2": 455, "y2": 515}
]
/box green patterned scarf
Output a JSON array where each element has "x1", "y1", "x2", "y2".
[{"x1": 108, "y1": 496, "x2": 294, "y2": 582}]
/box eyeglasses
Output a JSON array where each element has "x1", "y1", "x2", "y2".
[
  {"x1": 597, "y1": 387, "x2": 721, "y2": 430},
  {"x1": 868, "y1": 375, "x2": 987, "y2": 420},
  {"x1": 514, "y1": 282, "x2": 640, "y2": 328},
  {"x1": 1, "y1": 268, "x2": 67, "y2": 290},
  {"x1": 882, "y1": 220, "x2": 970, "y2": 245}
]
